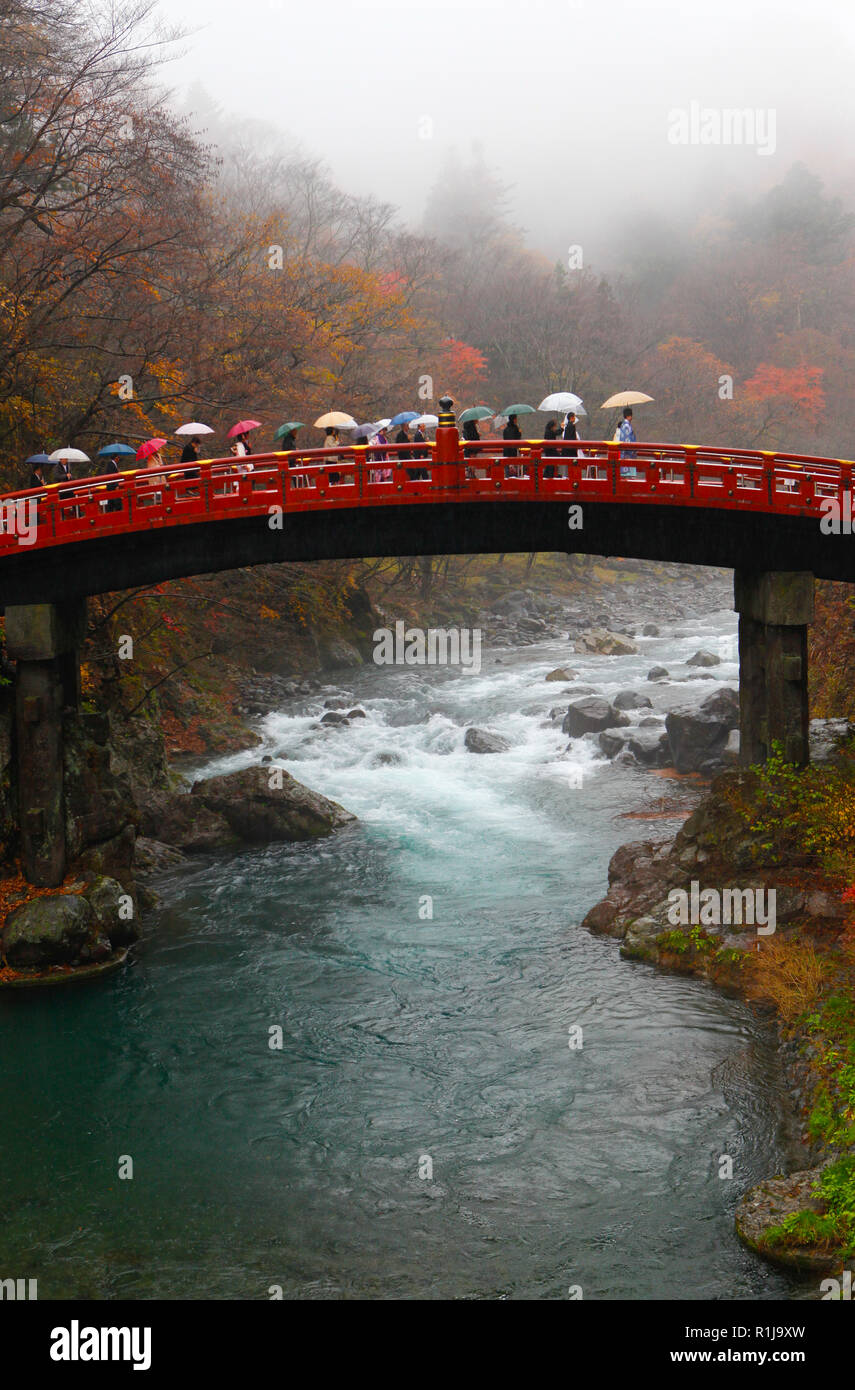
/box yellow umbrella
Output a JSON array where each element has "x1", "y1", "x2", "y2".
[
  {"x1": 601, "y1": 391, "x2": 654, "y2": 408},
  {"x1": 314, "y1": 411, "x2": 357, "y2": 429}
]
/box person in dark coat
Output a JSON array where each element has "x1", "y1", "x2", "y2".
[
  {"x1": 179, "y1": 436, "x2": 201, "y2": 481},
  {"x1": 503, "y1": 413, "x2": 522, "y2": 477},
  {"x1": 28, "y1": 461, "x2": 46, "y2": 489},
  {"x1": 560, "y1": 412, "x2": 579, "y2": 458},
  {"x1": 543, "y1": 419, "x2": 560, "y2": 478},
  {"x1": 278, "y1": 429, "x2": 297, "y2": 455},
  {"x1": 103, "y1": 454, "x2": 122, "y2": 512},
  {"x1": 397, "y1": 423, "x2": 419, "y2": 481}
]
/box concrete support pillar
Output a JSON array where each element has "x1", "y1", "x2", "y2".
[
  {"x1": 5, "y1": 599, "x2": 87, "y2": 886},
  {"x1": 733, "y1": 571, "x2": 814, "y2": 767}
]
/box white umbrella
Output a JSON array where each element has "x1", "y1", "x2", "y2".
[
  {"x1": 374, "y1": 418, "x2": 391, "y2": 430},
  {"x1": 538, "y1": 392, "x2": 584, "y2": 413},
  {"x1": 175, "y1": 422, "x2": 214, "y2": 436},
  {"x1": 49, "y1": 447, "x2": 90, "y2": 463},
  {"x1": 411, "y1": 414, "x2": 438, "y2": 428}
]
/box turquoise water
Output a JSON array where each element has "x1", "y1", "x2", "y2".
[{"x1": 0, "y1": 611, "x2": 802, "y2": 1298}]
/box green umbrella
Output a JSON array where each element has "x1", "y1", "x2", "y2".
[
  {"x1": 274, "y1": 421, "x2": 304, "y2": 440},
  {"x1": 458, "y1": 406, "x2": 494, "y2": 423},
  {"x1": 499, "y1": 403, "x2": 535, "y2": 417}
]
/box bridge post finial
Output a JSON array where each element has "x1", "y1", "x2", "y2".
[{"x1": 433, "y1": 394, "x2": 459, "y2": 490}]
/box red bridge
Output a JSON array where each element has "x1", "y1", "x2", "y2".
[{"x1": 0, "y1": 402, "x2": 847, "y2": 887}]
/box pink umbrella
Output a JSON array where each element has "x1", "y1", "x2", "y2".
[
  {"x1": 227, "y1": 420, "x2": 262, "y2": 438},
  {"x1": 136, "y1": 438, "x2": 168, "y2": 462}
]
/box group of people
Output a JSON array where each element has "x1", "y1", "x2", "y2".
[{"x1": 23, "y1": 405, "x2": 641, "y2": 497}]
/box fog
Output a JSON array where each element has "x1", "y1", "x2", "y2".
[{"x1": 160, "y1": 0, "x2": 855, "y2": 267}]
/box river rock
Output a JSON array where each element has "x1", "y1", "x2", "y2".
[
  {"x1": 563, "y1": 698, "x2": 630, "y2": 737},
  {"x1": 809, "y1": 718, "x2": 855, "y2": 764},
  {"x1": 575, "y1": 628, "x2": 639, "y2": 656},
  {"x1": 598, "y1": 729, "x2": 629, "y2": 758},
  {"x1": 323, "y1": 697, "x2": 351, "y2": 710},
  {"x1": 347, "y1": 709, "x2": 367, "y2": 719},
  {"x1": 626, "y1": 729, "x2": 671, "y2": 766},
  {"x1": 638, "y1": 716, "x2": 663, "y2": 728},
  {"x1": 1, "y1": 893, "x2": 111, "y2": 968},
  {"x1": 320, "y1": 639, "x2": 363, "y2": 670},
  {"x1": 665, "y1": 688, "x2": 739, "y2": 773},
  {"x1": 320, "y1": 711, "x2": 350, "y2": 725},
  {"x1": 134, "y1": 837, "x2": 189, "y2": 874},
  {"x1": 464, "y1": 727, "x2": 511, "y2": 754},
  {"x1": 735, "y1": 1168, "x2": 838, "y2": 1272},
  {"x1": 647, "y1": 666, "x2": 669, "y2": 682},
  {"x1": 84, "y1": 875, "x2": 139, "y2": 948},
  {"x1": 686, "y1": 649, "x2": 721, "y2": 667},
  {"x1": 191, "y1": 766, "x2": 356, "y2": 842},
  {"x1": 613, "y1": 690, "x2": 653, "y2": 711},
  {"x1": 545, "y1": 668, "x2": 576, "y2": 682},
  {"x1": 641, "y1": 623, "x2": 660, "y2": 636},
  {"x1": 371, "y1": 751, "x2": 402, "y2": 766}
]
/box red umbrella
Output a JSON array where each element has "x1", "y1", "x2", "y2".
[
  {"x1": 227, "y1": 419, "x2": 262, "y2": 438},
  {"x1": 136, "y1": 438, "x2": 168, "y2": 462}
]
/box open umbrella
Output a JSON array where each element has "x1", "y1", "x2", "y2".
[
  {"x1": 49, "y1": 447, "x2": 90, "y2": 463},
  {"x1": 136, "y1": 438, "x2": 167, "y2": 462},
  {"x1": 374, "y1": 418, "x2": 391, "y2": 430},
  {"x1": 227, "y1": 419, "x2": 262, "y2": 438},
  {"x1": 601, "y1": 391, "x2": 654, "y2": 409},
  {"x1": 314, "y1": 412, "x2": 357, "y2": 429},
  {"x1": 411, "y1": 414, "x2": 439, "y2": 428},
  {"x1": 538, "y1": 392, "x2": 584, "y2": 414},
  {"x1": 389, "y1": 411, "x2": 420, "y2": 427},
  {"x1": 353, "y1": 423, "x2": 378, "y2": 441},
  {"x1": 25, "y1": 453, "x2": 52, "y2": 466},
  {"x1": 176, "y1": 422, "x2": 214, "y2": 436},
  {"x1": 458, "y1": 406, "x2": 493, "y2": 423},
  {"x1": 499, "y1": 403, "x2": 535, "y2": 418},
  {"x1": 97, "y1": 443, "x2": 136, "y2": 457},
  {"x1": 273, "y1": 422, "x2": 304, "y2": 441}
]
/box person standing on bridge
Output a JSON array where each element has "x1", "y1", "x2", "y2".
[
  {"x1": 543, "y1": 418, "x2": 560, "y2": 478},
  {"x1": 411, "y1": 422, "x2": 430, "y2": 481},
  {"x1": 617, "y1": 407, "x2": 637, "y2": 478},
  {"x1": 503, "y1": 413, "x2": 522, "y2": 477}
]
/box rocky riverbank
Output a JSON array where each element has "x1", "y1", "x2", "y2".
[{"x1": 579, "y1": 729, "x2": 855, "y2": 1284}]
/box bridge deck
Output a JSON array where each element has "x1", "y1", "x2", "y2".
[{"x1": 0, "y1": 441, "x2": 849, "y2": 558}]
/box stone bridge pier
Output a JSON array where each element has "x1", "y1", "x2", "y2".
[
  {"x1": 734, "y1": 570, "x2": 814, "y2": 768},
  {"x1": 5, "y1": 599, "x2": 86, "y2": 886}
]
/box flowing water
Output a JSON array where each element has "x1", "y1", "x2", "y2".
[{"x1": 0, "y1": 607, "x2": 806, "y2": 1299}]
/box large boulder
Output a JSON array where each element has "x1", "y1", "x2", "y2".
[
  {"x1": 665, "y1": 687, "x2": 739, "y2": 773},
  {"x1": 647, "y1": 666, "x2": 669, "y2": 682},
  {"x1": 191, "y1": 765, "x2": 356, "y2": 842},
  {"x1": 1, "y1": 893, "x2": 110, "y2": 968},
  {"x1": 563, "y1": 698, "x2": 630, "y2": 737},
  {"x1": 626, "y1": 728, "x2": 671, "y2": 767},
  {"x1": 320, "y1": 639, "x2": 363, "y2": 670},
  {"x1": 84, "y1": 874, "x2": 139, "y2": 948},
  {"x1": 613, "y1": 690, "x2": 653, "y2": 711},
  {"x1": 686, "y1": 649, "x2": 721, "y2": 668},
  {"x1": 575, "y1": 628, "x2": 639, "y2": 656},
  {"x1": 598, "y1": 729, "x2": 629, "y2": 758},
  {"x1": 464, "y1": 727, "x2": 510, "y2": 754},
  {"x1": 545, "y1": 668, "x2": 576, "y2": 682}
]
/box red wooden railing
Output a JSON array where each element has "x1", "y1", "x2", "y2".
[{"x1": 0, "y1": 439, "x2": 849, "y2": 555}]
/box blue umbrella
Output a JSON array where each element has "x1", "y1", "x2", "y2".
[
  {"x1": 98, "y1": 442, "x2": 136, "y2": 457},
  {"x1": 25, "y1": 453, "x2": 52, "y2": 465},
  {"x1": 389, "y1": 411, "x2": 420, "y2": 427}
]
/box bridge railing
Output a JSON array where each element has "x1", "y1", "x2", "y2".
[{"x1": 0, "y1": 440, "x2": 851, "y2": 555}]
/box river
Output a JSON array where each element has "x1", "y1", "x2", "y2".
[{"x1": 0, "y1": 605, "x2": 805, "y2": 1299}]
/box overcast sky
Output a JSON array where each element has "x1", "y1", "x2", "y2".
[{"x1": 156, "y1": 0, "x2": 855, "y2": 267}]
